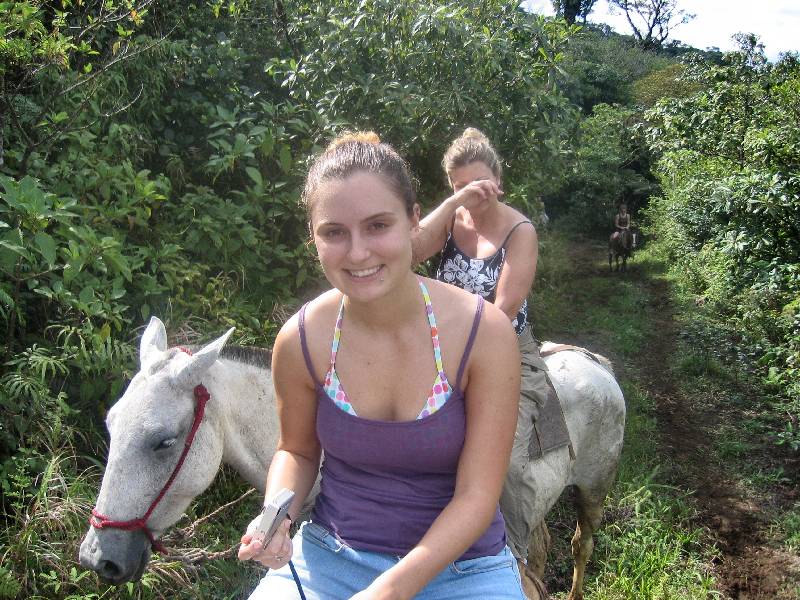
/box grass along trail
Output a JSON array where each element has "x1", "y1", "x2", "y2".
[{"x1": 531, "y1": 232, "x2": 800, "y2": 599}]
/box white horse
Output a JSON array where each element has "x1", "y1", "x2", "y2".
[{"x1": 79, "y1": 317, "x2": 625, "y2": 600}]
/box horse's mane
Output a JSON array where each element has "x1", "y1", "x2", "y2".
[
  {"x1": 146, "y1": 345, "x2": 272, "y2": 375},
  {"x1": 219, "y1": 345, "x2": 272, "y2": 370}
]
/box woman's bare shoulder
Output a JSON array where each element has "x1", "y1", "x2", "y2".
[
  {"x1": 422, "y1": 276, "x2": 477, "y2": 306},
  {"x1": 501, "y1": 203, "x2": 536, "y2": 230},
  {"x1": 422, "y1": 277, "x2": 482, "y2": 328},
  {"x1": 273, "y1": 289, "x2": 339, "y2": 378}
]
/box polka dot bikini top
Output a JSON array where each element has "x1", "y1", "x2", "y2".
[{"x1": 323, "y1": 279, "x2": 453, "y2": 420}]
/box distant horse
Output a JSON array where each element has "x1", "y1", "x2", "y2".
[
  {"x1": 609, "y1": 228, "x2": 636, "y2": 272},
  {"x1": 79, "y1": 317, "x2": 625, "y2": 600}
]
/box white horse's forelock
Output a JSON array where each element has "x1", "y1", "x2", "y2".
[{"x1": 145, "y1": 349, "x2": 182, "y2": 377}]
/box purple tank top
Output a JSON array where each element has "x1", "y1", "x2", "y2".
[{"x1": 298, "y1": 296, "x2": 506, "y2": 560}]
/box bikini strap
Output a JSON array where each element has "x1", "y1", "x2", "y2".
[
  {"x1": 329, "y1": 297, "x2": 345, "y2": 368},
  {"x1": 500, "y1": 220, "x2": 533, "y2": 249},
  {"x1": 297, "y1": 303, "x2": 320, "y2": 386},
  {"x1": 418, "y1": 279, "x2": 445, "y2": 374},
  {"x1": 455, "y1": 296, "x2": 484, "y2": 389}
]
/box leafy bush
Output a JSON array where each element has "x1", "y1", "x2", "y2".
[
  {"x1": 644, "y1": 36, "x2": 800, "y2": 446},
  {"x1": 1, "y1": 1, "x2": 583, "y2": 596}
]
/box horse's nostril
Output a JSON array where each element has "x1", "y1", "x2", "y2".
[{"x1": 98, "y1": 560, "x2": 123, "y2": 580}]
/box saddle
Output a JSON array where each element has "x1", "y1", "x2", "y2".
[
  {"x1": 527, "y1": 343, "x2": 608, "y2": 461},
  {"x1": 528, "y1": 377, "x2": 575, "y2": 461}
]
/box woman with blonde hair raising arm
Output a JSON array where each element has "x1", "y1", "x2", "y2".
[
  {"x1": 413, "y1": 127, "x2": 554, "y2": 599},
  {"x1": 238, "y1": 132, "x2": 525, "y2": 599}
]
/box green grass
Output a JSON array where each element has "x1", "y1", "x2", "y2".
[
  {"x1": 0, "y1": 435, "x2": 265, "y2": 599},
  {"x1": 535, "y1": 230, "x2": 719, "y2": 599},
  {"x1": 771, "y1": 503, "x2": 800, "y2": 553}
]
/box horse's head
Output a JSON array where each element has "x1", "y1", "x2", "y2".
[{"x1": 79, "y1": 317, "x2": 234, "y2": 584}]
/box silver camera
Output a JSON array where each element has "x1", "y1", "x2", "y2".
[{"x1": 252, "y1": 488, "x2": 295, "y2": 543}]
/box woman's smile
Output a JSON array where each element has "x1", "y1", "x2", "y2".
[{"x1": 345, "y1": 265, "x2": 384, "y2": 280}]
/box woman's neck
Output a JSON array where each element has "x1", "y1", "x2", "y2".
[
  {"x1": 343, "y1": 271, "x2": 422, "y2": 331},
  {"x1": 465, "y1": 199, "x2": 503, "y2": 231}
]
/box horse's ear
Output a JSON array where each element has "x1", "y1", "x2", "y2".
[
  {"x1": 140, "y1": 317, "x2": 168, "y2": 367},
  {"x1": 172, "y1": 327, "x2": 235, "y2": 390}
]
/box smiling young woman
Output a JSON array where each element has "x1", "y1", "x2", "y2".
[{"x1": 237, "y1": 132, "x2": 525, "y2": 600}]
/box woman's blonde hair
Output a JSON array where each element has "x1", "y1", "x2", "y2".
[
  {"x1": 442, "y1": 127, "x2": 503, "y2": 179},
  {"x1": 302, "y1": 131, "x2": 416, "y2": 219}
]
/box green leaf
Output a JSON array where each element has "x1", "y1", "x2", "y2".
[
  {"x1": 260, "y1": 132, "x2": 275, "y2": 158},
  {"x1": 34, "y1": 232, "x2": 57, "y2": 265},
  {"x1": 78, "y1": 286, "x2": 94, "y2": 304},
  {"x1": 245, "y1": 167, "x2": 263, "y2": 187},
  {"x1": 0, "y1": 239, "x2": 32, "y2": 262},
  {"x1": 278, "y1": 145, "x2": 292, "y2": 174}
]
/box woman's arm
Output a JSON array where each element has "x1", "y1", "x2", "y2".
[
  {"x1": 412, "y1": 180, "x2": 503, "y2": 264},
  {"x1": 358, "y1": 303, "x2": 520, "y2": 600},
  {"x1": 238, "y1": 314, "x2": 321, "y2": 565},
  {"x1": 493, "y1": 223, "x2": 537, "y2": 322}
]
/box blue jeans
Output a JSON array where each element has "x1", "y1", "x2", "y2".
[{"x1": 249, "y1": 521, "x2": 525, "y2": 600}]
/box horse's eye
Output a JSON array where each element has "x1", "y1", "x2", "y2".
[{"x1": 155, "y1": 438, "x2": 177, "y2": 451}]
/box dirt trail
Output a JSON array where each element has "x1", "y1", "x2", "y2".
[{"x1": 558, "y1": 239, "x2": 800, "y2": 599}]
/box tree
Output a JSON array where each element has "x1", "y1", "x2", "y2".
[
  {"x1": 608, "y1": 0, "x2": 694, "y2": 49},
  {"x1": 552, "y1": 0, "x2": 597, "y2": 25}
]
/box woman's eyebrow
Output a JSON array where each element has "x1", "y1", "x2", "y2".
[
  {"x1": 316, "y1": 211, "x2": 396, "y2": 228},
  {"x1": 362, "y1": 211, "x2": 396, "y2": 221}
]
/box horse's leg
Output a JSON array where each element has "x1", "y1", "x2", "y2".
[
  {"x1": 526, "y1": 520, "x2": 551, "y2": 579},
  {"x1": 567, "y1": 487, "x2": 605, "y2": 600},
  {"x1": 608, "y1": 251, "x2": 613, "y2": 271}
]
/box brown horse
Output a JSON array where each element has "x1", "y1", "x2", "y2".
[{"x1": 609, "y1": 228, "x2": 634, "y2": 271}]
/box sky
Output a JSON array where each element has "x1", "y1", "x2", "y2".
[{"x1": 522, "y1": 0, "x2": 799, "y2": 61}]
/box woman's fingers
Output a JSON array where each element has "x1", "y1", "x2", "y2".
[
  {"x1": 238, "y1": 536, "x2": 263, "y2": 561},
  {"x1": 237, "y1": 517, "x2": 293, "y2": 567},
  {"x1": 458, "y1": 180, "x2": 502, "y2": 209}
]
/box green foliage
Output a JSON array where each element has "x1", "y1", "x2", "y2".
[
  {"x1": 771, "y1": 503, "x2": 800, "y2": 552},
  {"x1": 0, "y1": 1, "x2": 588, "y2": 597},
  {"x1": 547, "y1": 102, "x2": 657, "y2": 231},
  {"x1": 632, "y1": 63, "x2": 702, "y2": 107},
  {"x1": 644, "y1": 36, "x2": 800, "y2": 432},
  {"x1": 560, "y1": 25, "x2": 673, "y2": 112}
]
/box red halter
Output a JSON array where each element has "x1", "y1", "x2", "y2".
[{"x1": 89, "y1": 347, "x2": 209, "y2": 554}]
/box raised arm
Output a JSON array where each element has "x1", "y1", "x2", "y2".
[
  {"x1": 357, "y1": 302, "x2": 520, "y2": 600},
  {"x1": 494, "y1": 222, "x2": 537, "y2": 322},
  {"x1": 412, "y1": 179, "x2": 503, "y2": 264},
  {"x1": 238, "y1": 313, "x2": 321, "y2": 565}
]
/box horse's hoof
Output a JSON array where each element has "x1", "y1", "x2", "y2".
[{"x1": 519, "y1": 561, "x2": 549, "y2": 600}]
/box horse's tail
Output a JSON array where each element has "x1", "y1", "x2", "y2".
[{"x1": 540, "y1": 342, "x2": 615, "y2": 376}]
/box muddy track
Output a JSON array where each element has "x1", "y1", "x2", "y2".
[{"x1": 561, "y1": 239, "x2": 799, "y2": 599}]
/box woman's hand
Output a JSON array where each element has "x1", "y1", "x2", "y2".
[
  {"x1": 450, "y1": 178, "x2": 502, "y2": 211},
  {"x1": 347, "y1": 567, "x2": 410, "y2": 600},
  {"x1": 237, "y1": 514, "x2": 293, "y2": 569}
]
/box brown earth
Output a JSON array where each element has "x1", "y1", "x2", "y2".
[{"x1": 543, "y1": 238, "x2": 800, "y2": 599}]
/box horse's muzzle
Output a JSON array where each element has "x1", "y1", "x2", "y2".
[{"x1": 79, "y1": 526, "x2": 152, "y2": 584}]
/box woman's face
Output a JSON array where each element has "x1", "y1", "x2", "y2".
[
  {"x1": 447, "y1": 161, "x2": 500, "y2": 214},
  {"x1": 310, "y1": 172, "x2": 419, "y2": 303}
]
